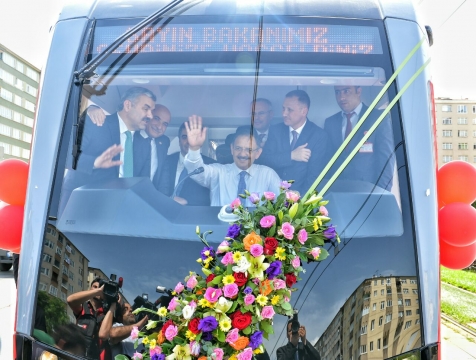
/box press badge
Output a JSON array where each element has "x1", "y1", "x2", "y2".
[{"x1": 359, "y1": 131, "x2": 374, "y2": 153}]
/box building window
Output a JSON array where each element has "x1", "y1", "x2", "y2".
[
  {"x1": 385, "y1": 313, "x2": 392, "y2": 323},
  {"x1": 370, "y1": 341, "x2": 374, "y2": 352},
  {"x1": 412, "y1": 289, "x2": 418, "y2": 294},
  {"x1": 26, "y1": 67, "x2": 39, "y2": 81},
  {"x1": 398, "y1": 298, "x2": 403, "y2": 305},
  {"x1": 362, "y1": 306, "x2": 369, "y2": 316},
  {"x1": 473, "y1": 118, "x2": 476, "y2": 125},
  {"x1": 459, "y1": 156, "x2": 469, "y2": 162},
  {"x1": 372, "y1": 303, "x2": 376, "y2": 311},
  {"x1": 381, "y1": 279, "x2": 384, "y2": 285},
  {"x1": 2, "y1": 52, "x2": 15, "y2": 67},
  {"x1": 78, "y1": 279, "x2": 83, "y2": 288},
  {"x1": 56, "y1": 247, "x2": 62, "y2": 255},
  {"x1": 0, "y1": 105, "x2": 13, "y2": 119},
  {"x1": 0, "y1": 88, "x2": 13, "y2": 102},
  {"x1": 0, "y1": 69, "x2": 15, "y2": 84},
  {"x1": 473, "y1": 105, "x2": 476, "y2": 114},
  {"x1": 24, "y1": 100, "x2": 35, "y2": 112},
  {"x1": 23, "y1": 132, "x2": 32, "y2": 143},
  {"x1": 380, "y1": 301, "x2": 385, "y2": 309},
  {"x1": 371, "y1": 319, "x2": 375, "y2": 330},
  {"x1": 405, "y1": 299, "x2": 411, "y2": 306},
  {"x1": 69, "y1": 270, "x2": 74, "y2": 280},
  {"x1": 40, "y1": 267, "x2": 50, "y2": 276},
  {"x1": 457, "y1": 105, "x2": 467, "y2": 113},
  {"x1": 404, "y1": 321, "x2": 412, "y2": 329},
  {"x1": 458, "y1": 143, "x2": 468, "y2": 150},
  {"x1": 42, "y1": 253, "x2": 52, "y2": 263},
  {"x1": 442, "y1": 118, "x2": 452, "y2": 125},
  {"x1": 360, "y1": 325, "x2": 367, "y2": 335},
  {"x1": 443, "y1": 155, "x2": 453, "y2": 163},
  {"x1": 410, "y1": 279, "x2": 417, "y2": 284},
  {"x1": 377, "y1": 339, "x2": 381, "y2": 350},
  {"x1": 387, "y1": 288, "x2": 392, "y2": 295},
  {"x1": 379, "y1": 316, "x2": 383, "y2": 326},
  {"x1": 39, "y1": 282, "x2": 48, "y2": 291},
  {"x1": 473, "y1": 156, "x2": 476, "y2": 163},
  {"x1": 381, "y1": 289, "x2": 384, "y2": 296},
  {"x1": 458, "y1": 130, "x2": 468, "y2": 137},
  {"x1": 442, "y1": 130, "x2": 452, "y2": 137},
  {"x1": 68, "y1": 284, "x2": 74, "y2": 293},
  {"x1": 441, "y1": 105, "x2": 452, "y2": 112},
  {"x1": 398, "y1": 311, "x2": 404, "y2": 318},
  {"x1": 58, "y1": 234, "x2": 64, "y2": 244},
  {"x1": 49, "y1": 285, "x2": 58, "y2": 297},
  {"x1": 416, "y1": 318, "x2": 420, "y2": 325},
  {"x1": 387, "y1": 300, "x2": 393, "y2": 307},
  {"x1": 360, "y1": 345, "x2": 367, "y2": 354},
  {"x1": 406, "y1": 310, "x2": 412, "y2": 316},
  {"x1": 60, "y1": 292, "x2": 67, "y2": 302},
  {"x1": 24, "y1": 116, "x2": 34, "y2": 127},
  {"x1": 442, "y1": 143, "x2": 452, "y2": 150},
  {"x1": 44, "y1": 239, "x2": 54, "y2": 249},
  {"x1": 71, "y1": 247, "x2": 76, "y2": 255},
  {"x1": 373, "y1": 290, "x2": 377, "y2": 297},
  {"x1": 458, "y1": 117, "x2": 468, "y2": 124},
  {"x1": 79, "y1": 255, "x2": 84, "y2": 263},
  {"x1": 79, "y1": 267, "x2": 83, "y2": 276}
]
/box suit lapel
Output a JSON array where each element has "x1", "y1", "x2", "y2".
[
  {"x1": 133, "y1": 132, "x2": 151, "y2": 177},
  {"x1": 106, "y1": 114, "x2": 121, "y2": 176}
]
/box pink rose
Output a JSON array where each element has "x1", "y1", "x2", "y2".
[
  {"x1": 260, "y1": 215, "x2": 276, "y2": 228},
  {"x1": 167, "y1": 297, "x2": 179, "y2": 311},
  {"x1": 150, "y1": 346, "x2": 162, "y2": 356},
  {"x1": 174, "y1": 282, "x2": 185, "y2": 294},
  {"x1": 237, "y1": 348, "x2": 253, "y2": 360},
  {"x1": 280, "y1": 222, "x2": 295, "y2": 240},
  {"x1": 231, "y1": 198, "x2": 241, "y2": 209},
  {"x1": 213, "y1": 348, "x2": 224, "y2": 360},
  {"x1": 223, "y1": 283, "x2": 239, "y2": 298},
  {"x1": 319, "y1": 206, "x2": 328, "y2": 216},
  {"x1": 244, "y1": 294, "x2": 255, "y2": 305},
  {"x1": 291, "y1": 256, "x2": 301, "y2": 269},
  {"x1": 221, "y1": 252, "x2": 234, "y2": 265},
  {"x1": 310, "y1": 247, "x2": 321, "y2": 259},
  {"x1": 204, "y1": 287, "x2": 223, "y2": 303},
  {"x1": 284, "y1": 296, "x2": 290, "y2": 303},
  {"x1": 133, "y1": 352, "x2": 143, "y2": 360},
  {"x1": 131, "y1": 326, "x2": 139, "y2": 340},
  {"x1": 250, "y1": 244, "x2": 263, "y2": 257},
  {"x1": 263, "y1": 192, "x2": 275, "y2": 201},
  {"x1": 285, "y1": 190, "x2": 300, "y2": 202},
  {"x1": 165, "y1": 325, "x2": 178, "y2": 341},
  {"x1": 190, "y1": 300, "x2": 197, "y2": 308},
  {"x1": 297, "y1": 229, "x2": 308, "y2": 244},
  {"x1": 261, "y1": 305, "x2": 275, "y2": 319},
  {"x1": 187, "y1": 275, "x2": 198, "y2": 289},
  {"x1": 273, "y1": 279, "x2": 286, "y2": 290},
  {"x1": 217, "y1": 240, "x2": 230, "y2": 254},
  {"x1": 226, "y1": 328, "x2": 240, "y2": 343}
]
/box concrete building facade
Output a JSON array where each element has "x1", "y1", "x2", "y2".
[
  {"x1": 0, "y1": 44, "x2": 39, "y2": 161},
  {"x1": 435, "y1": 98, "x2": 476, "y2": 167}
]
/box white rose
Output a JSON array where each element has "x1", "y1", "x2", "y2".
[
  {"x1": 182, "y1": 305, "x2": 195, "y2": 319},
  {"x1": 232, "y1": 256, "x2": 251, "y2": 273}
]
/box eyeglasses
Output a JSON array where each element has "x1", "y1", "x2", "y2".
[
  {"x1": 233, "y1": 146, "x2": 260, "y2": 154},
  {"x1": 251, "y1": 110, "x2": 271, "y2": 117}
]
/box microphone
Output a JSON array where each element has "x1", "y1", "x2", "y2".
[{"x1": 171, "y1": 167, "x2": 204, "y2": 198}]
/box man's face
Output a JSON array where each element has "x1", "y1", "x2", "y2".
[
  {"x1": 231, "y1": 135, "x2": 262, "y2": 170},
  {"x1": 122, "y1": 303, "x2": 136, "y2": 325},
  {"x1": 147, "y1": 106, "x2": 171, "y2": 138},
  {"x1": 123, "y1": 95, "x2": 155, "y2": 131},
  {"x1": 287, "y1": 323, "x2": 299, "y2": 344},
  {"x1": 282, "y1": 96, "x2": 308, "y2": 130},
  {"x1": 250, "y1": 101, "x2": 273, "y2": 132},
  {"x1": 179, "y1": 128, "x2": 189, "y2": 156},
  {"x1": 334, "y1": 86, "x2": 362, "y2": 113},
  {"x1": 90, "y1": 281, "x2": 103, "y2": 301}
]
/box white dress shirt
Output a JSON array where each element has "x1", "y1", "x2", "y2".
[
  {"x1": 340, "y1": 102, "x2": 363, "y2": 141},
  {"x1": 289, "y1": 121, "x2": 307, "y2": 144},
  {"x1": 139, "y1": 130, "x2": 158, "y2": 181},
  {"x1": 117, "y1": 114, "x2": 134, "y2": 178},
  {"x1": 184, "y1": 149, "x2": 281, "y2": 206},
  {"x1": 175, "y1": 153, "x2": 186, "y2": 186}
]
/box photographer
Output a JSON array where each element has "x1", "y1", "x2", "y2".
[
  {"x1": 67, "y1": 277, "x2": 111, "y2": 360},
  {"x1": 276, "y1": 316, "x2": 321, "y2": 360}
]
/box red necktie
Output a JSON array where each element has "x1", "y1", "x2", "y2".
[{"x1": 344, "y1": 112, "x2": 355, "y2": 139}]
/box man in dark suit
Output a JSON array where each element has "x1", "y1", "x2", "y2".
[
  {"x1": 238, "y1": 98, "x2": 274, "y2": 147},
  {"x1": 324, "y1": 86, "x2": 394, "y2": 190},
  {"x1": 277, "y1": 321, "x2": 320, "y2": 360},
  {"x1": 158, "y1": 122, "x2": 214, "y2": 206},
  {"x1": 59, "y1": 87, "x2": 157, "y2": 214},
  {"x1": 259, "y1": 90, "x2": 328, "y2": 195}
]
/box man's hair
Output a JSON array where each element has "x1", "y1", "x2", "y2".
[
  {"x1": 233, "y1": 131, "x2": 258, "y2": 148},
  {"x1": 285, "y1": 90, "x2": 310, "y2": 110},
  {"x1": 90, "y1": 277, "x2": 101, "y2": 288},
  {"x1": 251, "y1": 98, "x2": 272, "y2": 109},
  {"x1": 117, "y1": 87, "x2": 156, "y2": 111},
  {"x1": 178, "y1": 122, "x2": 187, "y2": 137}
]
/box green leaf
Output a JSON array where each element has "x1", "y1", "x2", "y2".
[
  {"x1": 268, "y1": 223, "x2": 276, "y2": 237},
  {"x1": 211, "y1": 275, "x2": 223, "y2": 285},
  {"x1": 115, "y1": 355, "x2": 130, "y2": 360},
  {"x1": 215, "y1": 328, "x2": 226, "y2": 342},
  {"x1": 283, "y1": 214, "x2": 291, "y2": 223},
  {"x1": 229, "y1": 300, "x2": 239, "y2": 313},
  {"x1": 281, "y1": 302, "x2": 292, "y2": 310},
  {"x1": 278, "y1": 210, "x2": 284, "y2": 223},
  {"x1": 260, "y1": 320, "x2": 274, "y2": 334},
  {"x1": 317, "y1": 247, "x2": 329, "y2": 261},
  {"x1": 243, "y1": 326, "x2": 252, "y2": 335}
]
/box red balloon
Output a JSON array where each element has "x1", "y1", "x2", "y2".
[
  {"x1": 437, "y1": 160, "x2": 476, "y2": 207},
  {"x1": 440, "y1": 238, "x2": 476, "y2": 270},
  {"x1": 0, "y1": 159, "x2": 29, "y2": 205},
  {"x1": 439, "y1": 203, "x2": 476, "y2": 247},
  {"x1": 0, "y1": 203, "x2": 24, "y2": 252}
]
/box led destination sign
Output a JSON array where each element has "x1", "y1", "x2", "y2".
[{"x1": 93, "y1": 23, "x2": 383, "y2": 54}]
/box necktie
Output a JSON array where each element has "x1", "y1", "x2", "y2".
[
  {"x1": 237, "y1": 171, "x2": 247, "y2": 203},
  {"x1": 290, "y1": 130, "x2": 298, "y2": 150},
  {"x1": 257, "y1": 133, "x2": 266, "y2": 145},
  {"x1": 175, "y1": 168, "x2": 188, "y2": 196},
  {"x1": 344, "y1": 112, "x2": 355, "y2": 139},
  {"x1": 123, "y1": 131, "x2": 133, "y2": 177}
]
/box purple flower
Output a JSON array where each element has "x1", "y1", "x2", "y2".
[
  {"x1": 249, "y1": 192, "x2": 260, "y2": 204},
  {"x1": 323, "y1": 226, "x2": 336, "y2": 240},
  {"x1": 249, "y1": 331, "x2": 263, "y2": 349},
  {"x1": 280, "y1": 181, "x2": 291, "y2": 190},
  {"x1": 265, "y1": 260, "x2": 282, "y2": 279},
  {"x1": 244, "y1": 286, "x2": 253, "y2": 294},
  {"x1": 152, "y1": 355, "x2": 165, "y2": 360},
  {"x1": 201, "y1": 246, "x2": 215, "y2": 260},
  {"x1": 198, "y1": 316, "x2": 218, "y2": 332},
  {"x1": 227, "y1": 224, "x2": 241, "y2": 238},
  {"x1": 202, "y1": 331, "x2": 213, "y2": 341}
]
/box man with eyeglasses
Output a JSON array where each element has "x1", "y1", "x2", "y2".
[
  {"x1": 184, "y1": 115, "x2": 281, "y2": 206},
  {"x1": 237, "y1": 98, "x2": 274, "y2": 147}
]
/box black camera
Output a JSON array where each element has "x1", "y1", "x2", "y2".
[
  {"x1": 99, "y1": 274, "x2": 123, "y2": 305},
  {"x1": 291, "y1": 312, "x2": 300, "y2": 335}
]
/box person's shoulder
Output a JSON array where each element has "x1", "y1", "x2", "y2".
[
  {"x1": 304, "y1": 120, "x2": 326, "y2": 134},
  {"x1": 323, "y1": 111, "x2": 341, "y2": 125}
]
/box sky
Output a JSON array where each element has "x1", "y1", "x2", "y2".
[{"x1": 0, "y1": 0, "x2": 474, "y2": 99}]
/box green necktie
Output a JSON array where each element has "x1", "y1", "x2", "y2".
[{"x1": 123, "y1": 130, "x2": 133, "y2": 177}]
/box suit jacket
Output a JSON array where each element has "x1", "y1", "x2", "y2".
[
  {"x1": 259, "y1": 121, "x2": 328, "y2": 195},
  {"x1": 276, "y1": 342, "x2": 321, "y2": 360},
  {"x1": 157, "y1": 152, "x2": 215, "y2": 206},
  {"x1": 324, "y1": 104, "x2": 394, "y2": 190},
  {"x1": 133, "y1": 133, "x2": 170, "y2": 189}
]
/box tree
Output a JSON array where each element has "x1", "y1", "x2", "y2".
[{"x1": 37, "y1": 290, "x2": 69, "y2": 333}]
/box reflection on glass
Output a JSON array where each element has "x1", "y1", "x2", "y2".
[{"x1": 315, "y1": 276, "x2": 421, "y2": 360}]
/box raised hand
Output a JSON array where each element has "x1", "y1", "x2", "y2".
[
  {"x1": 93, "y1": 144, "x2": 123, "y2": 169},
  {"x1": 291, "y1": 143, "x2": 311, "y2": 162},
  {"x1": 87, "y1": 105, "x2": 107, "y2": 126},
  {"x1": 185, "y1": 115, "x2": 207, "y2": 151}
]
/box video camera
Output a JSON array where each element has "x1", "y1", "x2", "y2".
[
  {"x1": 98, "y1": 274, "x2": 123, "y2": 305},
  {"x1": 131, "y1": 285, "x2": 173, "y2": 323},
  {"x1": 291, "y1": 311, "x2": 300, "y2": 335}
]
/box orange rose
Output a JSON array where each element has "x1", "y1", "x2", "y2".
[
  {"x1": 230, "y1": 336, "x2": 250, "y2": 351},
  {"x1": 198, "y1": 357, "x2": 208, "y2": 360},
  {"x1": 243, "y1": 232, "x2": 262, "y2": 251},
  {"x1": 259, "y1": 279, "x2": 273, "y2": 296},
  {"x1": 157, "y1": 330, "x2": 165, "y2": 344}
]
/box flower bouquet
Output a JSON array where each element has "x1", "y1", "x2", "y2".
[{"x1": 124, "y1": 182, "x2": 337, "y2": 360}]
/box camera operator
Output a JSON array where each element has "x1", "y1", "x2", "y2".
[
  {"x1": 276, "y1": 316, "x2": 321, "y2": 360},
  {"x1": 66, "y1": 277, "x2": 111, "y2": 360}
]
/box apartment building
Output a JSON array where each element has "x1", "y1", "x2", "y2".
[
  {"x1": 0, "y1": 44, "x2": 39, "y2": 161},
  {"x1": 436, "y1": 98, "x2": 476, "y2": 167},
  {"x1": 315, "y1": 276, "x2": 421, "y2": 360}
]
